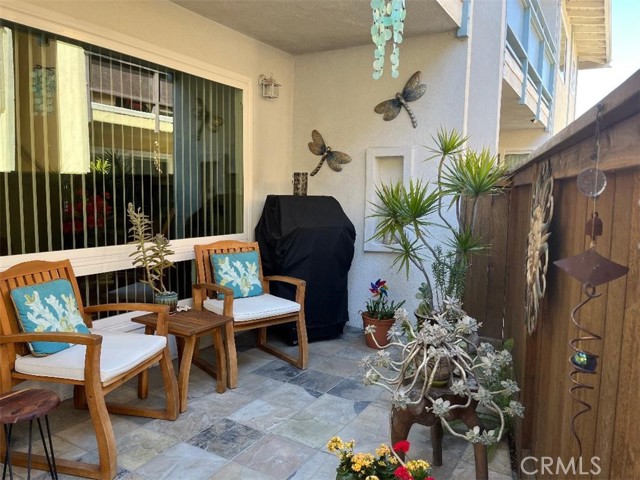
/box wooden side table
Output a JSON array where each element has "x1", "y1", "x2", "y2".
[
  {"x1": 0, "y1": 388, "x2": 60, "y2": 480},
  {"x1": 390, "y1": 388, "x2": 488, "y2": 480},
  {"x1": 133, "y1": 309, "x2": 233, "y2": 413}
]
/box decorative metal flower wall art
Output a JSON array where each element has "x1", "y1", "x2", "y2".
[
  {"x1": 307, "y1": 130, "x2": 352, "y2": 176},
  {"x1": 525, "y1": 159, "x2": 554, "y2": 335},
  {"x1": 374, "y1": 71, "x2": 426, "y2": 129}
]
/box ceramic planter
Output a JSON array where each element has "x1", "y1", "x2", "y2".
[{"x1": 154, "y1": 291, "x2": 178, "y2": 312}]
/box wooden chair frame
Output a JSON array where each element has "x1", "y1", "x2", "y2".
[
  {"x1": 0, "y1": 260, "x2": 179, "y2": 480},
  {"x1": 193, "y1": 240, "x2": 308, "y2": 388}
]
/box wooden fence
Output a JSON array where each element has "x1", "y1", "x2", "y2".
[{"x1": 464, "y1": 71, "x2": 639, "y2": 479}]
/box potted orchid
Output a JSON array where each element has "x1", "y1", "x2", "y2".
[{"x1": 361, "y1": 279, "x2": 405, "y2": 349}]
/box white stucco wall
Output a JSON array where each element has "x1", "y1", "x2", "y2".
[
  {"x1": 0, "y1": 0, "x2": 296, "y2": 232},
  {"x1": 465, "y1": 0, "x2": 507, "y2": 151},
  {"x1": 292, "y1": 33, "x2": 470, "y2": 326},
  {"x1": 499, "y1": 129, "x2": 548, "y2": 157}
]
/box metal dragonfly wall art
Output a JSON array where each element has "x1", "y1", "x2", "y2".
[
  {"x1": 374, "y1": 70, "x2": 426, "y2": 128},
  {"x1": 308, "y1": 130, "x2": 352, "y2": 176}
]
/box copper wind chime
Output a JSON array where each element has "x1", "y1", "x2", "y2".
[{"x1": 553, "y1": 104, "x2": 629, "y2": 457}]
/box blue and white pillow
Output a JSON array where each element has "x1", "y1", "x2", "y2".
[
  {"x1": 11, "y1": 279, "x2": 90, "y2": 356},
  {"x1": 211, "y1": 251, "x2": 264, "y2": 298}
]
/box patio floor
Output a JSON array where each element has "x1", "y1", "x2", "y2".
[{"x1": 4, "y1": 326, "x2": 513, "y2": 479}]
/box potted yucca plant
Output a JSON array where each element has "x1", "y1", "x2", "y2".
[
  {"x1": 369, "y1": 128, "x2": 510, "y2": 318},
  {"x1": 362, "y1": 129, "x2": 521, "y2": 478}
]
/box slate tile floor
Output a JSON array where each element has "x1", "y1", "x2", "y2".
[{"x1": 4, "y1": 326, "x2": 513, "y2": 479}]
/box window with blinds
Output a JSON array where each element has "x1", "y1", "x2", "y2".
[{"x1": 0, "y1": 22, "x2": 244, "y2": 304}]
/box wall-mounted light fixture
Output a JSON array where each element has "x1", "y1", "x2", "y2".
[{"x1": 258, "y1": 74, "x2": 281, "y2": 99}]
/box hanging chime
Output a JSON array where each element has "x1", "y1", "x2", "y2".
[{"x1": 554, "y1": 104, "x2": 629, "y2": 457}]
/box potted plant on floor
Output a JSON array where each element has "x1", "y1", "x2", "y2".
[
  {"x1": 362, "y1": 279, "x2": 405, "y2": 349},
  {"x1": 127, "y1": 203, "x2": 177, "y2": 311},
  {"x1": 362, "y1": 299, "x2": 524, "y2": 447},
  {"x1": 370, "y1": 128, "x2": 509, "y2": 319},
  {"x1": 362, "y1": 129, "x2": 522, "y2": 456},
  {"x1": 327, "y1": 436, "x2": 433, "y2": 480}
]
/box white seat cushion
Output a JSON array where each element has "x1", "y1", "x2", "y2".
[
  {"x1": 203, "y1": 293, "x2": 300, "y2": 322},
  {"x1": 14, "y1": 329, "x2": 166, "y2": 385}
]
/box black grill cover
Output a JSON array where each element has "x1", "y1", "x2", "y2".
[{"x1": 255, "y1": 195, "x2": 356, "y2": 342}]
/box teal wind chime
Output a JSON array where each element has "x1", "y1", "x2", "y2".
[{"x1": 371, "y1": 0, "x2": 406, "y2": 79}]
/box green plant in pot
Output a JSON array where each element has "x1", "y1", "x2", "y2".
[
  {"x1": 127, "y1": 203, "x2": 177, "y2": 310},
  {"x1": 362, "y1": 128, "x2": 521, "y2": 451},
  {"x1": 370, "y1": 128, "x2": 509, "y2": 317},
  {"x1": 362, "y1": 299, "x2": 524, "y2": 446},
  {"x1": 362, "y1": 279, "x2": 405, "y2": 349}
]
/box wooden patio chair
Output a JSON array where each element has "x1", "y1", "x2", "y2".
[
  {"x1": 0, "y1": 260, "x2": 179, "y2": 480},
  {"x1": 193, "y1": 240, "x2": 308, "y2": 388}
]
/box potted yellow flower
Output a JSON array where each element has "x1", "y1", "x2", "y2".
[{"x1": 327, "y1": 436, "x2": 433, "y2": 480}]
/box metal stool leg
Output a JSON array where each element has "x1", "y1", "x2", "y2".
[
  {"x1": 37, "y1": 416, "x2": 57, "y2": 480},
  {"x1": 2, "y1": 424, "x2": 13, "y2": 480}
]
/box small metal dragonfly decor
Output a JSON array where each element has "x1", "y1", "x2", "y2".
[
  {"x1": 308, "y1": 130, "x2": 352, "y2": 176},
  {"x1": 374, "y1": 70, "x2": 426, "y2": 128}
]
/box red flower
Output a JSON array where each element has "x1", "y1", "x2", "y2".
[
  {"x1": 394, "y1": 466, "x2": 414, "y2": 480},
  {"x1": 393, "y1": 440, "x2": 411, "y2": 454}
]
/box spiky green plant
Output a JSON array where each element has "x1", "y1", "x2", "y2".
[
  {"x1": 127, "y1": 203, "x2": 174, "y2": 295},
  {"x1": 370, "y1": 127, "x2": 510, "y2": 314}
]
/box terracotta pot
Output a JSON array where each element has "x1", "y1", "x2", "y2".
[{"x1": 362, "y1": 313, "x2": 394, "y2": 349}]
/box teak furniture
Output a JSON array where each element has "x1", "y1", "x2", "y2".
[
  {"x1": 391, "y1": 388, "x2": 488, "y2": 480},
  {"x1": 133, "y1": 308, "x2": 233, "y2": 412},
  {"x1": 0, "y1": 260, "x2": 179, "y2": 480},
  {"x1": 193, "y1": 240, "x2": 308, "y2": 388},
  {"x1": 0, "y1": 388, "x2": 61, "y2": 479}
]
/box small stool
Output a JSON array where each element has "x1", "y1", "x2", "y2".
[{"x1": 0, "y1": 389, "x2": 60, "y2": 480}]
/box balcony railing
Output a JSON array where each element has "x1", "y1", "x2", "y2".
[{"x1": 505, "y1": 0, "x2": 557, "y2": 124}]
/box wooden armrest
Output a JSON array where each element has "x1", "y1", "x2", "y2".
[
  {"x1": 192, "y1": 283, "x2": 234, "y2": 313},
  {"x1": 84, "y1": 303, "x2": 171, "y2": 336},
  {"x1": 192, "y1": 283, "x2": 234, "y2": 297},
  {"x1": 0, "y1": 332, "x2": 103, "y2": 347},
  {"x1": 263, "y1": 276, "x2": 306, "y2": 304}
]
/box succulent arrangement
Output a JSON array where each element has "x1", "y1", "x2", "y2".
[{"x1": 362, "y1": 299, "x2": 524, "y2": 445}]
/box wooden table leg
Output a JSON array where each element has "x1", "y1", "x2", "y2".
[
  {"x1": 460, "y1": 405, "x2": 488, "y2": 480},
  {"x1": 431, "y1": 419, "x2": 444, "y2": 466},
  {"x1": 212, "y1": 329, "x2": 227, "y2": 394},
  {"x1": 175, "y1": 336, "x2": 185, "y2": 368},
  {"x1": 224, "y1": 322, "x2": 238, "y2": 389},
  {"x1": 177, "y1": 335, "x2": 197, "y2": 413}
]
